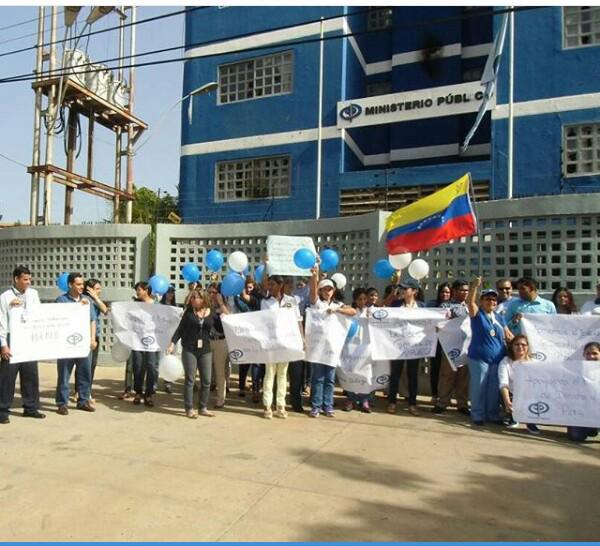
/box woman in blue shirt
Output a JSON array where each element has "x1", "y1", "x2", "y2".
[{"x1": 466, "y1": 277, "x2": 514, "y2": 426}]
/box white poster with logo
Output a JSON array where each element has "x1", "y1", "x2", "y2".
[
  {"x1": 512, "y1": 360, "x2": 600, "y2": 427},
  {"x1": 266, "y1": 235, "x2": 318, "y2": 276},
  {"x1": 368, "y1": 307, "x2": 447, "y2": 361},
  {"x1": 304, "y1": 308, "x2": 352, "y2": 367},
  {"x1": 520, "y1": 314, "x2": 600, "y2": 362},
  {"x1": 9, "y1": 303, "x2": 91, "y2": 363},
  {"x1": 222, "y1": 307, "x2": 304, "y2": 364},
  {"x1": 110, "y1": 301, "x2": 183, "y2": 352},
  {"x1": 437, "y1": 317, "x2": 471, "y2": 371}
]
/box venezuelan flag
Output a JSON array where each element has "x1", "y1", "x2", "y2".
[{"x1": 385, "y1": 174, "x2": 477, "y2": 254}]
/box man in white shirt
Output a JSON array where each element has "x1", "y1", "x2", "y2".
[
  {"x1": 0, "y1": 265, "x2": 45, "y2": 424},
  {"x1": 581, "y1": 282, "x2": 600, "y2": 315}
]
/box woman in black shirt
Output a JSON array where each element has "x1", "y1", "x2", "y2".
[{"x1": 167, "y1": 288, "x2": 214, "y2": 418}]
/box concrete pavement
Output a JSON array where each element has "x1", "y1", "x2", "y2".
[{"x1": 1, "y1": 363, "x2": 599, "y2": 541}]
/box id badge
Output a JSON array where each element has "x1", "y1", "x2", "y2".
[{"x1": 197, "y1": 339, "x2": 203, "y2": 349}]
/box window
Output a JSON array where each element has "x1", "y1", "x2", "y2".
[
  {"x1": 215, "y1": 156, "x2": 291, "y2": 201},
  {"x1": 218, "y1": 51, "x2": 293, "y2": 104},
  {"x1": 367, "y1": 7, "x2": 393, "y2": 31},
  {"x1": 366, "y1": 81, "x2": 392, "y2": 97},
  {"x1": 563, "y1": 123, "x2": 600, "y2": 176},
  {"x1": 462, "y1": 67, "x2": 483, "y2": 82},
  {"x1": 564, "y1": 6, "x2": 600, "y2": 48}
]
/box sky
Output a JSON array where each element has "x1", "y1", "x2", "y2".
[{"x1": 0, "y1": 5, "x2": 186, "y2": 224}]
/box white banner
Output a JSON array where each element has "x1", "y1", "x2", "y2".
[
  {"x1": 368, "y1": 307, "x2": 447, "y2": 361},
  {"x1": 110, "y1": 302, "x2": 183, "y2": 352},
  {"x1": 304, "y1": 308, "x2": 352, "y2": 367},
  {"x1": 513, "y1": 360, "x2": 600, "y2": 427},
  {"x1": 266, "y1": 235, "x2": 318, "y2": 276},
  {"x1": 437, "y1": 316, "x2": 471, "y2": 371},
  {"x1": 520, "y1": 314, "x2": 600, "y2": 362},
  {"x1": 9, "y1": 303, "x2": 91, "y2": 363},
  {"x1": 222, "y1": 308, "x2": 304, "y2": 364}
]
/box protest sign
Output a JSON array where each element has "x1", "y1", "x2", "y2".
[
  {"x1": 513, "y1": 360, "x2": 600, "y2": 427},
  {"x1": 337, "y1": 360, "x2": 391, "y2": 394},
  {"x1": 304, "y1": 308, "x2": 352, "y2": 367},
  {"x1": 266, "y1": 235, "x2": 317, "y2": 276},
  {"x1": 520, "y1": 314, "x2": 600, "y2": 361},
  {"x1": 110, "y1": 301, "x2": 183, "y2": 352},
  {"x1": 368, "y1": 307, "x2": 447, "y2": 361},
  {"x1": 9, "y1": 303, "x2": 91, "y2": 363},
  {"x1": 437, "y1": 316, "x2": 471, "y2": 371},
  {"x1": 222, "y1": 307, "x2": 304, "y2": 364}
]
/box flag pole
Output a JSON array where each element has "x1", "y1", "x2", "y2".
[
  {"x1": 507, "y1": 6, "x2": 515, "y2": 199},
  {"x1": 467, "y1": 172, "x2": 484, "y2": 279},
  {"x1": 315, "y1": 17, "x2": 324, "y2": 220}
]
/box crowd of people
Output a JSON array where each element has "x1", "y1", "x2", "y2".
[{"x1": 0, "y1": 264, "x2": 599, "y2": 444}]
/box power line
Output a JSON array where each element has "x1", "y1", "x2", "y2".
[
  {"x1": 0, "y1": 5, "x2": 542, "y2": 85},
  {"x1": 0, "y1": 152, "x2": 28, "y2": 168}
]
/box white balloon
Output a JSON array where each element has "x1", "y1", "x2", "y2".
[
  {"x1": 159, "y1": 354, "x2": 184, "y2": 383},
  {"x1": 330, "y1": 273, "x2": 347, "y2": 290},
  {"x1": 111, "y1": 340, "x2": 131, "y2": 362},
  {"x1": 227, "y1": 251, "x2": 248, "y2": 273},
  {"x1": 388, "y1": 252, "x2": 412, "y2": 270},
  {"x1": 407, "y1": 258, "x2": 430, "y2": 280}
]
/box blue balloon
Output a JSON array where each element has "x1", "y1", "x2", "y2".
[
  {"x1": 149, "y1": 274, "x2": 169, "y2": 296},
  {"x1": 294, "y1": 248, "x2": 316, "y2": 270},
  {"x1": 206, "y1": 249, "x2": 224, "y2": 272},
  {"x1": 373, "y1": 259, "x2": 395, "y2": 279},
  {"x1": 254, "y1": 264, "x2": 265, "y2": 283},
  {"x1": 221, "y1": 272, "x2": 245, "y2": 297},
  {"x1": 181, "y1": 262, "x2": 200, "y2": 283},
  {"x1": 56, "y1": 272, "x2": 69, "y2": 292},
  {"x1": 346, "y1": 319, "x2": 360, "y2": 340},
  {"x1": 320, "y1": 249, "x2": 340, "y2": 272},
  {"x1": 242, "y1": 266, "x2": 250, "y2": 277}
]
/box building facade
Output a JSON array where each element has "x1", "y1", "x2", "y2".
[{"x1": 180, "y1": 6, "x2": 600, "y2": 223}]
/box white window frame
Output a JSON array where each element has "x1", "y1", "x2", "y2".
[
  {"x1": 562, "y1": 6, "x2": 600, "y2": 49},
  {"x1": 562, "y1": 122, "x2": 600, "y2": 178},
  {"x1": 217, "y1": 51, "x2": 294, "y2": 105},
  {"x1": 214, "y1": 155, "x2": 292, "y2": 202}
]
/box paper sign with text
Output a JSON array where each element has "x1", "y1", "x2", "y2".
[
  {"x1": 266, "y1": 235, "x2": 318, "y2": 276},
  {"x1": 437, "y1": 316, "x2": 471, "y2": 371},
  {"x1": 304, "y1": 308, "x2": 352, "y2": 367}
]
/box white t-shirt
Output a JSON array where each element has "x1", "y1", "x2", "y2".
[
  {"x1": 0, "y1": 286, "x2": 41, "y2": 346},
  {"x1": 261, "y1": 294, "x2": 302, "y2": 322},
  {"x1": 580, "y1": 299, "x2": 600, "y2": 316},
  {"x1": 498, "y1": 356, "x2": 532, "y2": 392},
  {"x1": 311, "y1": 298, "x2": 344, "y2": 313}
]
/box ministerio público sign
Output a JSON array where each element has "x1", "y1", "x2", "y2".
[{"x1": 336, "y1": 81, "x2": 493, "y2": 129}]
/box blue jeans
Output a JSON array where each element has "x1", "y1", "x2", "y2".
[
  {"x1": 56, "y1": 356, "x2": 91, "y2": 407},
  {"x1": 467, "y1": 357, "x2": 500, "y2": 422},
  {"x1": 132, "y1": 350, "x2": 159, "y2": 396},
  {"x1": 310, "y1": 363, "x2": 336, "y2": 412},
  {"x1": 251, "y1": 364, "x2": 265, "y2": 393},
  {"x1": 348, "y1": 392, "x2": 369, "y2": 404}
]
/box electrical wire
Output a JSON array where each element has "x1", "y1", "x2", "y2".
[
  {"x1": 0, "y1": 6, "x2": 543, "y2": 85},
  {"x1": 0, "y1": 9, "x2": 61, "y2": 33},
  {"x1": 0, "y1": 152, "x2": 28, "y2": 168}
]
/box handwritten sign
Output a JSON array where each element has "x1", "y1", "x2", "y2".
[
  {"x1": 368, "y1": 307, "x2": 447, "y2": 361},
  {"x1": 437, "y1": 316, "x2": 471, "y2": 371},
  {"x1": 513, "y1": 360, "x2": 600, "y2": 427},
  {"x1": 222, "y1": 308, "x2": 304, "y2": 364},
  {"x1": 304, "y1": 308, "x2": 352, "y2": 367},
  {"x1": 520, "y1": 314, "x2": 600, "y2": 362},
  {"x1": 110, "y1": 302, "x2": 183, "y2": 352},
  {"x1": 9, "y1": 303, "x2": 91, "y2": 363},
  {"x1": 266, "y1": 235, "x2": 318, "y2": 276}
]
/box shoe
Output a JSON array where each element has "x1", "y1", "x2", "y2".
[
  {"x1": 458, "y1": 407, "x2": 471, "y2": 417},
  {"x1": 386, "y1": 403, "x2": 397, "y2": 414},
  {"x1": 238, "y1": 390, "x2": 246, "y2": 398},
  {"x1": 325, "y1": 410, "x2": 335, "y2": 418},
  {"x1": 77, "y1": 402, "x2": 96, "y2": 412},
  {"x1": 23, "y1": 410, "x2": 46, "y2": 419},
  {"x1": 526, "y1": 424, "x2": 541, "y2": 435},
  {"x1": 186, "y1": 409, "x2": 198, "y2": 419},
  {"x1": 472, "y1": 420, "x2": 485, "y2": 426},
  {"x1": 263, "y1": 408, "x2": 273, "y2": 419},
  {"x1": 0, "y1": 415, "x2": 9, "y2": 424},
  {"x1": 292, "y1": 406, "x2": 304, "y2": 413},
  {"x1": 431, "y1": 405, "x2": 446, "y2": 414},
  {"x1": 252, "y1": 393, "x2": 260, "y2": 404},
  {"x1": 119, "y1": 390, "x2": 134, "y2": 400},
  {"x1": 215, "y1": 402, "x2": 225, "y2": 409},
  {"x1": 133, "y1": 395, "x2": 142, "y2": 405},
  {"x1": 342, "y1": 400, "x2": 353, "y2": 412},
  {"x1": 309, "y1": 408, "x2": 320, "y2": 418},
  {"x1": 57, "y1": 406, "x2": 69, "y2": 416},
  {"x1": 408, "y1": 405, "x2": 420, "y2": 416},
  {"x1": 508, "y1": 419, "x2": 520, "y2": 428},
  {"x1": 361, "y1": 401, "x2": 372, "y2": 414},
  {"x1": 199, "y1": 408, "x2": 215, "y2": 417},
  {"x1": 275, "y1": 407, "x2": 288, "y2": 419},
  {"x1": 164, "y1": 383, "x2": 173, "y2": 394},
  {"x1": 588, "y1": 430, "x2": 598, "y2": 438},
  {"x1": 144, "y1": 397, "x2": 154, "y2": 408}
]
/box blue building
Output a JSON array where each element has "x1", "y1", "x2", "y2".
[{"x1": 179, "y1": 6, "x2": 600, "y2": 223}]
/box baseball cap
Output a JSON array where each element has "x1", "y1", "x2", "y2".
[
  {"x1": 318, "y1": 279, "x2": 335, "y2": 290},
  {"x1": 481, "y1": 288, "x2": 498, "y2": 298},
  {"x1": 398, "y1": 278, "x2": 419, "y2": 290}
]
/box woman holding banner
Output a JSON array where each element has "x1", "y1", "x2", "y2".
[
  {"x1": 167, "y1": 288, "x2": 215, "y2": 418},
  {"x1": 207, "y1": 283, "x2": 230, "y2": 409},
  {"x1": 567, "y1": 342, "x2": 600, "y2": 442},
  {"x1": 308, "y1": 266, "x2": 356, "y2": 418},
  {"x1": 466, "y1": 278, "x2": 513, "y2": 426}
]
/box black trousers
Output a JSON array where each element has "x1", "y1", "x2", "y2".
[
  {"x1": 429, "y1": 343, "x2": 443, "y2": 398},
  {"x1": 288, "y1": 360, "x2": 306, "y2": 411},
  {"x1": 238, "y1": 364, "x2": 250, "y2": 391},
  {"x1": 388, "y1": 359, "x2": 420, "y2": 406},
  {"x1": 0, "y1": 359, "x2": 40, "y2": 416}
]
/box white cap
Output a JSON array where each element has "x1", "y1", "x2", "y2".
[{"x1": 318, "y1": 279, "x2": 335, "y2": 290}]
